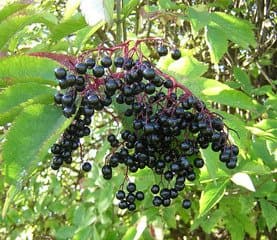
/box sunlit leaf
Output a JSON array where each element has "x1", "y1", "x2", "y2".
[
  {"x1": 199, "y1": 180, "x2": 228, "y2": 217},
  {"x1": 231, "y1": 172, "x2": 256, "y2": 192}
]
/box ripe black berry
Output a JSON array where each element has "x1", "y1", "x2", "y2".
[
  {"x1": 85, "y1": 58, "x2": 95, "y2": 69},
  {"x1": 171, "y1": 49, "x2": 181, "y2": 60},
  {"x1": 136, "y1": 191, "x2": 144, "y2": 201},
  {"x1": 193, "y1": 158, "x2": 204, "y2": 168},
  {"x1": 82, "y1": 162, "x2": 92, "y2": 172},
  {"x1": 101, "y1": 56, "x2": 112, "y2": 68},
  {"x1": 182, "y1": 199, "x2": 191, "y2": 209},
  {"x1": 93, "y1": 65, "x2": 105, "y2": 77},
  {"x1": 116, "y1": 190, "x2": 125, "y2": 200},
  {"x1": 55, "y1": 67, "x2": 66, "y2": 79},
  {"x1": 151, "y1": 184, "x2": 160, "y2": 194},
  {"x1": 127, "y1": 182, "x2": 136, "y2": 192},
  {"x1": 75, "y1": 63, "x2": 87, "y2": 74},
  {"x1": 157, "y1": 45, "x2": 168, "y2": 56}
]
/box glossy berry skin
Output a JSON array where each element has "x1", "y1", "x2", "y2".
[
  {"x1": 193, "y1": 158, "x2": 204, "y2": 168},
  {"x1": 127, "y1": 182, "x2": 136, "y2": 192},
  {"x1": 136, "y1": 191, "x2": 144, "y2": 201},
  {"x1": 75, "y1": 63, "x2": 87, "y2": 74},
  {"x1": 164, "y1": 79, "x2": 173, "y2": 88},
  {"x1": 101, "y1": 56, "x2": 112, "y2": 68},
  {"x1": 116, "y1": 190, "x2": 125, "y2": 200},
  {"x1": 143, "y1": 68, "x2": 155, "y2": 80},
  {"x1": 182, "y1": 199, "x2": 191, "y2": 209},
  {"x1": 114, "y1": 56, "x2": 124, "y2": 68},
  {"x1": 151, "y1": 184, "x2": 160, "y2": 194},
  {"x1": 82, "y1": 162, "x2": 92, "y2": 172},
  {"x1": 85, "y1": 58, "x2": 95, "y2": 69},
  {"x1": 157, "y1": 45, "x2": 168, "y2": 56},
  {"x1": 54, "y1": 92, "x2": 63, "y2": 104},
  {"x1": 93, "y1": 65, "x2": 105, "y2": 77},
  {"x1": 171, "y1": 49, "x2": 181, "y2": 60},
  {"x1": 153, "y1": 196, "x2": 162, "y2": 206},
  {"x1": 54, "y1": 67, "x2": 67, "y2": 79}
]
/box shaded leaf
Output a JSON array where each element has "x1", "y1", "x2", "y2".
[
  {"x1": 199, "y1": 180, "x2": 228, "y2": 217},
  {"x1": 260, "y1": 199, "x2": 277, "y2": 231},
  {"x1": 233, "y1": 67, "x2": 253, "y2": 95},
  {"x1": 0, "y1": 55, "x2": 59, "y2": 87},
  {"x1": 3, "y1": 104, "x2": 69, "y2": 184}
]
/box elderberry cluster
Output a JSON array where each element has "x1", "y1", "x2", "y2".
[{"x1": 50, "y1": 39, "x2": 239, "y2": 212}]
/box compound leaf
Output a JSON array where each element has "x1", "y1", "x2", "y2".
[
  {"x1": 3, "y1": 104, "x2": 68, "y2": 184},
  {"x1": 0, "y1": 55, "x2": 59, "y2": 87},
  {"x1": 199, "y1": 180, "x2": 228, "y2": 217}
]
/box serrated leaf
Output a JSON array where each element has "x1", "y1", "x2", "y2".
[
  {"x1": 181, "y1": 77, "x2": 260, "y2": 112},
  {"x1": 187, "y1": 5, "x2": 211, "y2": 33},
  {"x1": 0, "y1": 56, "x2": 59, "y2": 87},
  {"x1": 50, "y1": 13, "x2": 87, "y2": 41},
  {"x1": 199, "y1": 180, "x2": 227, "y2": 217},
  {"x1": 0, "y1": 13, "x2": 56, "y2": 49},
  {"x1": 3, "y1": 104, "x2": 69, "y2": 184},
  {"x1": 0, "y1": 83, "x2": 55, "y2": 125},
  {"x1": 225, "y1": 217, "x2": 245, "y2": 240},
  {"x1": 211, "y1": 12, "x2": 256, "y2": 48},
  {"x1": 260, "y1": 199, "x2": 277, "y2": 231},
  {"x1": 233, "y1": 67, "x2": 253, "y2": 95},
  {"x1": 122, "y1": 0, "x2": 140, "y2": 18},
  {"x1": 0, "y1": 2, "x2": 29, "y2": 23},
  {"x1": 168, "y1": 56, "x2": 208, "y2": 79},
  {"x1": 231, "y1": 172, "x2": 256, "y2": 192},
  {"x1": 205, "y1": 24, "x2": 228, "y2": 64}
]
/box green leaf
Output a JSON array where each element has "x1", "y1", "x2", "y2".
[
  {"x1": 122, "y1": 226, "x2": 136, "y2": 240},
  {"x1": 122, "y1": 0, "x2": 140, "y2": 18},
  {"x1": 0, "y1": 56, "x2": 59, "y2": 87},
  {"x1": 0, "y1": 83, "x2": 55, "y2": 125},
  {"x1": 225, "y1": 217, "x2": 245, "y2": 240},
  {"x1": 211, "y1": 12, "x2": 256, "y2": 48},
  {"x1": 168, "y1": 56, "x2": 208, "y2": 79},
  {"x1": 205, "y1": 25, "x2": 228, "y2": 64},
  {"x1": 55, "y1": 226, "x2": 76, "y2": 239},
  {"x1": 158, "y1": 0, "x2": 179, "y2": 10},
  {"x1": 181, "y1": 77, "x2": 260, "y2": 112},
  {"x1": 0, "y1": 2, "x2": 29, "y2": 23},
  {"x1": 0, "y1": 12, "x2": 56, "y2": 50},
  {"x1": 3, "y1": 104, "x2": 69, "y2": 184},
  {"x1": 200, "y1": 148, "x2": 219, "y2": 181},
  {"x1": 233, "y1": 67, "x2": 253, "y2": 95},
  {"x1": 198, "y1": 180, "x2": 228, "y2": 217},
  {"x1": 50, "y1": 13, "x2": 87, "y2": 41},
  {"x1": 63, "y1": 0, "x2": 81, "y2": 21},
  {"x1": 187, "y1": 5, "x2": 211, "y2": 33}
]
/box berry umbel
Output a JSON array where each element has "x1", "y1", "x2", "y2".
[{"x1": 50, "y1": 38, "x2": 239, "y2": 212}]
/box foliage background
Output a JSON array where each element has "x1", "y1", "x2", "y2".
[{"x1": 0, "y1": 0, "x2": 276, "y2": 239}]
